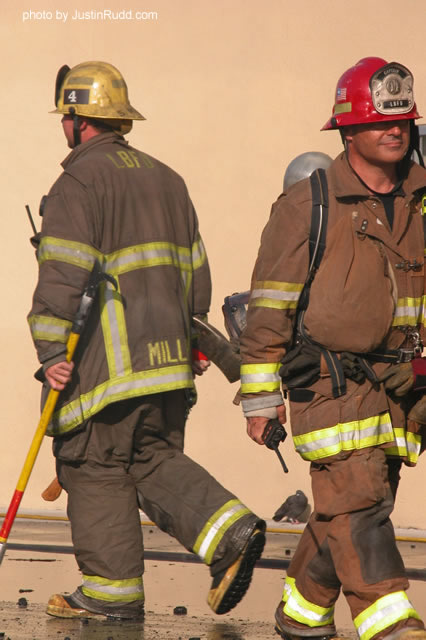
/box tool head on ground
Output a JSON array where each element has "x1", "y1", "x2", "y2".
[
  {"x1": 192, "y1": 316, "x2": 241, "y2": 383},
  {"x1": 52, "y1": 61, "x2": 145, "y2": 142},
  {"x1": 283, "y1": 152, "x2": 333, "y2": 191},
  {"x1": 322, "y1": 57, "x2": 420, "y2": 131}
]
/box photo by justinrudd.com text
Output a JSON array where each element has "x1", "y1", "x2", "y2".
[{"x1": 22, "y1": 8, "x2": 159, "y2": 22}]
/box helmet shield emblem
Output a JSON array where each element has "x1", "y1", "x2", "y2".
[{"x1": 370, "y1": 63, "x2": 414, "y2": 116}]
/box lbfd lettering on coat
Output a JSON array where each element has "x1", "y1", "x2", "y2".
[
  {"x1": 148, "y1": 339, "x2": 188, "y2": 366},
  {"x1": 106, "y1": 151, "x2": 155, "y2": 169}
]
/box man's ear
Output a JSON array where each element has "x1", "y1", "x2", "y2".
[
  {"x1": 79, "y1": 118, "x2": 88, "y2": 131},
  {"x1": 342, "y1": 126, "x2": 353, "y2": 143}
]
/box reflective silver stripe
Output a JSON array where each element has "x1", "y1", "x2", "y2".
[
  {"x1": 100, "y1": 281, "x2": 131, "y2": 378},
  {"x1": 197, "y1": 503, "x2": 248, "y2": 561},
  {"x1": 282, "y1": 576, "x2": 296, "y2": 603},
  {"x1": 82, "y1": 575, "x2": 144, "y2": 603},
  {"x1": 385, "y1": 429, "x2": 421, "y2": 463},
  {"x1": 294, "y1": 414, "x2": 393, "y2": 459},
  {"x1": 106, "y1": 243, "x2": 183, "y2": 274},
  {"x1": 407, "y1": 436, "x2": 421, "y2": 456},
  {"x1": 285, "y1": 594, "x2": 334, "y2": 625},
  {"x1": 295, "y1": 421, "x2": 391, "y2": 454},
  {"x1": 49, "y1": 367, "x2": 193, "y2": 434},
  {"x1": 181, "y1": 269, "x2": 191, "y2": 295},
  {"x1": 240, "y1": 371, "x2": 281, "y2": 385},
  {"x1": 392, "y1": 296, "x2": 425, "y2": 326},
  {"x1": 283, "y1": 577, "x2": 334, "y2": 626},
  {"x1": 39, "y1": 238, "x2": 198, "y2": 299},
  {"x1": 83, "y1": 580, "x2": 143, "y2": 596},
  {"x1": 38, "y1": 236, "x2": 100, "y2": 270},
  {"x1": 356, "y1": 593, "x2": 419, "y2": 640},
  {"x1": 191, "y1": 235, "x2": 207, "y2": 269},
  {"x1": 28, "y1": 315, "x2": 71, "y2": 343},
  {"x1": 251, "y1": 288, "x2": 300, "y2": 302}
]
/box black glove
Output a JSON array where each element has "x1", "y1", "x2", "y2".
[{"x1": 280, "y1": 342, "x2": 321, "y2": 389}]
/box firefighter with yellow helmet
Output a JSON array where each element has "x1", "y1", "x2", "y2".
[
  {"x1": 28, "y1": 61, "x2": 265, "y2": 620},
  {"x1": 240, "y1": 57, "x2": 426, "y2": 640}
]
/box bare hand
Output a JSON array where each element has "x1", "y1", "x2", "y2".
[
  {"x1": 246, "y1": 404, "x2": 287, "y2": 445},
  {"x1": 192, "y1": 359, "x2": 211, "y2": 377},
  {"x1": 45, "y1": 361, "x2": 74, "y2": 390}
]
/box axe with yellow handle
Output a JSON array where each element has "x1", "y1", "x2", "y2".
[{"x1": 0, "y1": 259, "x2": 116, "y2": 566}]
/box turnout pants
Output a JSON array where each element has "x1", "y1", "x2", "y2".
[
  {"x1": 278, "y1": 448, "x2": 423, "y2": 640},
  {"x1": 55, "y1": 390, "x2": 262, "y2": 604}
]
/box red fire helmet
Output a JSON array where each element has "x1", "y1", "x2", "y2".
[{"x1": 322, "y1": 57, "x2": 421, "y2": 130}]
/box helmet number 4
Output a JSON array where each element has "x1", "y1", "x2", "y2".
[
  {"x1": 63, "y1": 89, "x2": 89, "y2": 105},
  {"x1": 66, "y1": 90, "x2": 77, "y2": 103}
]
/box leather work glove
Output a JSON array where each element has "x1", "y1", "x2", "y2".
[
  {"x1": 379, "y1": 358, "x2": 426, "y2": 397},
  {"x1": 280, "y1": 342, "x2": 321, "y2": 389},
  {"x1": 378, "y1": 362, "x2": 414, "y2": 396},
  {"x1": 339, "y1": 352, "x2": 367, "y2": 384},
  {"x1": 408, "y1": 395, "x2": 426, "y2": 424}
]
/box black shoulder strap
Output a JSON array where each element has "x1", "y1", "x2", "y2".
[
  {"x1": 298, "y1": 168, "x2": 329, "y2": 311},
  {"x1": 308, "y1": 168, "x2": 329, "y2": 278},
  {"x1": 298, "y1": 168, "x2": 346, "y2": 398}
]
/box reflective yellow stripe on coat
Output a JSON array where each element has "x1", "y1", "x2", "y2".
[
  {"x1": 193, "y1": 500, "x2": 251, "y2": 565},
  {"x1": 293, "y1": 412, "x2": 394, "y2": 462},
  {"x1": 38, "y1": 234, "x2": 207, "y2": 286},
  {"x1": 28, "y1": 315, "x2": 72, "y2": 343},
  {"x1": 384, "y1": 427, "x2": 421, "y2": 465},
  {"x1": 82, "y1": 574, "x2": 144, "y2": 603},
  {"x1": 249, "y1": 280, "x2": 304, "y2": 310},
  {"x1": 33, "y1": 234, "x2": 206, "y2": 435},
  {"x1": 355, "y1": 591, "x2": 421, "y2": 640},
  {"x1": 48, "y1": 365, "x2": 193, "y2": 435},
  {"x1": 282, "y1": 576, "x2": 335, "y2": 627},
  {"x1": 240, "y1": 363, "x2": 281, "y2": 394},
  {"x1": 392, "y1": 296, "x2": 425, "y2": 328}
]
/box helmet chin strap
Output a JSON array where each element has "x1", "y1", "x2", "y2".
[{"x1": 69, "y1": 107, "x2": 81, "y2": 147}]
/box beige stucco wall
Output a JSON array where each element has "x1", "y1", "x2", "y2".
[{"x1": 1, "y1": 0, "x2": 425, "y2": 528}]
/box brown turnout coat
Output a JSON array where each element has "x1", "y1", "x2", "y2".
[{"x1": 240, "y1": 152, "x2": 426, "y2": 463}]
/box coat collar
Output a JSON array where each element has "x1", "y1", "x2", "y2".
[
  {"x1": 328, "y1": 151, "x2": 426, "y2": 199},
  {"x1": 61, "y1": 132, "x2": 126, "y2": 169}
]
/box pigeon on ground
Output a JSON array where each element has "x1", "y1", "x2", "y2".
[{"x1": 272, "y1": 490, "x2": 309, "y2": 523}]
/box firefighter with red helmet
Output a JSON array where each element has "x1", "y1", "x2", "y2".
[{"x1": 240, "y1": 57, "x2": 426, "y2": 640}]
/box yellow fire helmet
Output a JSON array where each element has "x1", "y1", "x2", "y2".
[{"x1": 51, "y1": 61, "x2": 145, "y2": 135}]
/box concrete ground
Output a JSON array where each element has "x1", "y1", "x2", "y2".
[{"x1": 0, "y1": 514, "x2": 425, "y2": 639}]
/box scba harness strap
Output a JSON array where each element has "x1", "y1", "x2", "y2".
[{"x1": 293, "y1": 169, "x2": 349, "y2": 398}]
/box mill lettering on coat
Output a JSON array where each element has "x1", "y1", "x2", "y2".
[{"x1": 148, "y1": 339, "x2": 187, "y2": 366}]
